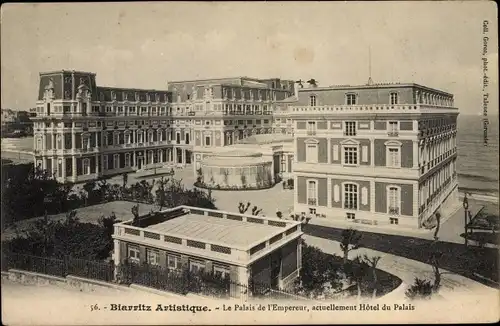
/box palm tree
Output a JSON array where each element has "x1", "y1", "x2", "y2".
[
  {"x1": 307, "y1": 79, "x2": 318, "y2": 87},
  {"x1": 340, "y1": 228, "x2": 362, "y2": 265},
  {"x1": 237, "y1": 202, "x2": 262, "y2": 216},
  {"x1": 363, "y1": 254, "x2": 381, "y2": 299}
]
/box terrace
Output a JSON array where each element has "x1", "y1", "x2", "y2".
[{"x1": 113, "y1": 206, "x2": 303, "y2": 266}]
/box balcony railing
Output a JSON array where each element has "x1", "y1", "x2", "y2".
[
  {"x1": 388, "y1": 131, "x2": 399, "y2": 137},
  {"x1": 306, "y1": 130, "x2": 317, "y2": 136},
  {"x1": 307, "y1": 198, "x2": 317, "y2": 206},
  {"x1": 388, "y1": 207, "x2": 400, "y2": 215}
]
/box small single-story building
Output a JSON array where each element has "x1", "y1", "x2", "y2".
[
  {"x1": 112, "y1": 206, "x2": 303, "y2": 295},
  {"x1": 192, "y1": 133, "x2": 295, "y2": 188}
]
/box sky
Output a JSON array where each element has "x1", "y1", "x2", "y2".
[{"x1": 1, "y1": 1, "x2": 498, "y2": 116}]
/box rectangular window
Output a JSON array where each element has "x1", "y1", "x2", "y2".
[
  {"x1": 306, "y1": 144, "x2": 318, "y2": 163},
  {"x1": 388, "y1": 121, "x2": 399, "y2": 136},
  {"x1": 343, "y1": 146, "x2": 358, "y2": 165},
  {"x1": 390, "y1": 92, "x2": 399, "y2": 105},
  {"x1": 387, "y1": 148, "x2": 400, "y2": 167},
  {"x1": 346, "y1": 94, "x2": 357, "y2": 105},
  {"x1": 344, "y1": 121, "x2": 357, "y2": 136},
  {"x1": 167, "y1": 254, "x2": 181, "y2": 270},
  {"x1": 213, "y1": 265, "x2": 230, "y2": 279},
  {"x1": 307, "y1": 180, "x2": 317, "y2": 206},
  {"x1": 309, "y1": 95, "x2": 317, "y2": 106},
  {"x1": 113, "y1": 154, "x2": 119, "y2": 169},
  {"x1": 189, "y1": 260, "x2": 205, "y2": 274},
  {"x1": 388, "y1": 187, "x2": 400, "y2": 214},
  {"x1": 128, "y1": 246, "x2": 140, "y2": 264},
  {"x1": 83, "y1": 159, "x2": 90, "y2": 175},
  {"x1": 307, "y1": 121, "x2": 316, "y2": 135},
  {"x1": 205, "y1": 136, "x2": 211, "y2": 146},
  {"x1": 125, "y1": 153, "x2": 131, "y2": 167},
  {"x1": 344, "y1": 183, "x2": 358, "y2": 210},
  {"x1": 146, "y1": 249, "x2": 159, "y2": 266}
]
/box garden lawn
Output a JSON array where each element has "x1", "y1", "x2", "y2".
[{"x1": 1, "y1": 201, "x2": 155, "y2": 241}]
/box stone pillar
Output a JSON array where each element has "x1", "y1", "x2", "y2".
[
  {"x1": 71, "y1": 132, "x2": 76, "y2": 150},
  {"x1": 412, "y1": 140, "x2": 418, "y2": 168},
  {"x1": 182, "y1": 148, "x2": 186, "y2": 165},
  {"x1": 133, "y1": 151, "x2": 136, "y2": 167},
  {"x1": 72, "y1": 156, "x2": 77, "y2": 179},
  {"x1": 113, "y1": 239, "x2": 121, "y2": 281}
]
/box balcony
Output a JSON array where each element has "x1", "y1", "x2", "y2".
[
  {"x1": 306, "y1": 130, "x2": 317, "y2": 136},
  {"x1": 343, "y1": 132, "x2": 357, "y2": 136},
  {"x1": 388, "y1": 207, "x2": 400, "y2": 215},
  {"x1": 388, "y1": 131, "x2": 399, "y2": 137},
  {"x1": 307, "y1": 198, "x2": 317, "y2": 206}
]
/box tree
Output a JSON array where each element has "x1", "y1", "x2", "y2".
[
  {"x1": 276, "y1": 211, "x2": 283, "y2": 219},
  {"x1": 82, "y1": 181, "x2": 96, "y2": 206},
  {"x1": 237, "y1": 202, "x2": 262, "y2": 216},
  {"x1": 430, "y1": 250, "x2": 443, "y2": 293},
  {"x1": 363, "y1": 254, "x2": 381, "y2": 299},
  {"x1": 122, "y1": 173, "x2": 128, "y2": 188},
  {"x1": 405, "y1": 278, "x2": 433, "y2": 300},
  {"x1": 340, "y1": 228, "x2": 362, "y2": 265},
  {"x1": 344, "y1": 256, "x2": 370, "y2": 300},
  {"x1": 295, "y1": 244, "x2": 342, "y2": 298},
  {"x1": 131, "y1": 204, "x2": 140, "y2": 223},
  {"x1": 433, "y1": 211, "x2": 442, "y2": 241}
]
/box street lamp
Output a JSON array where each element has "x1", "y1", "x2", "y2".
[{"x1": 463, "y1": 194, "x2": 469, "y2": 247}]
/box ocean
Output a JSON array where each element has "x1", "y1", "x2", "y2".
[
  {"x1": 457, "y1": 115, "x2": 499, "y2": 197},
  {"x1": 1, "y1": 115, "x2": 498, "y2": 197}
]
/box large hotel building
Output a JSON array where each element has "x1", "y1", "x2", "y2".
[
  {"x1": 33, "y1": 71, "x2": 294, "y2": 183},
  {"x1": 33, "y1": 70, "x2": 459, "y2": 229}
]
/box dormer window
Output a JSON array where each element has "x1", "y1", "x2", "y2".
[
  {"x1": 309, "y1": 95, "x2": 317, "y2": 107},
  {"x1": 390, "y1": 92, "x2": 399, "y2": 105},
  {"x1": 346, "y1": 93, "x2": 357, "y2": 105}
]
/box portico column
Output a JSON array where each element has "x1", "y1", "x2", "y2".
[
  {"x1": 71, "y1": 132, "x2": 76, "y2": 150},
  {"x1": 182, "y1": 149, "x2": 186, "y2": 165}
]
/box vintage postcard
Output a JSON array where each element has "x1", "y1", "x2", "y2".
[{"x1": 1, "y1": 1, "x2": 498, "y2": 325}]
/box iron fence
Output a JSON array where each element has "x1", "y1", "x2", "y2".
[{"x1": 2, "y1": 251, "x2": 311, "y2": 301}]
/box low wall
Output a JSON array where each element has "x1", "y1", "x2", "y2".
[
  {"x1": 3, "y1": 269, "x2": 211, "y2": 300},
  {"x1": 3, "y1": 269, "x2": 131, "y2": 293}
]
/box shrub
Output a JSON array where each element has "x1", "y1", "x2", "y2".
[{"x1": 405, "y1": 278, "x2": 434, "y2": 300}]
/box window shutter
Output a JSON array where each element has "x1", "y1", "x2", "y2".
[
  {"x1": 362, "y1": 146, "x2": 368, "y2": 162},
  {"x1": 333, "y1": 145, "x2": 339, "y2": 161},
  {"x1": 361, "y1": 187, "x2": 368, "y2": 206},
  {"x1": 333, "y1": 184, "x2": 340, "y2": 202}
]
